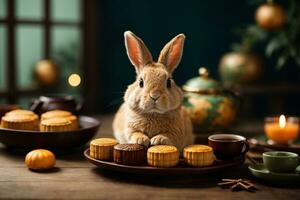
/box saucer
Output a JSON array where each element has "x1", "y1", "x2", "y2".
[{"x1": 249, "y1": 164, "x2": 300, "y2": 184}]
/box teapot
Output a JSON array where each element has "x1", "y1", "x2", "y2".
[
  {"x1": 30, "y1": 95, "x2": 82, "y2": 115},
  {"x1": 182, "y1": 67, "x2": 240, "y2": 133}
]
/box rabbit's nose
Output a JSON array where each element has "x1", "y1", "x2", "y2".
[
  {"x1": 150, "y1": 95, "x2": 160, "y2": 102},
  {"x1": 150, "y1": 92, "x2": 160, "y2": 102}
]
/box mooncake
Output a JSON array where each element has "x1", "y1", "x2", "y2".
[
  {"x1": 183, "y1": 145, "x2": 215, "y2": 167},
  {"x1": 5, "y1": 109, "x2": 37, "y2": 117},
  {"x1": 147, "y1": 145, "x2": 179, "y2": 168},
  {"x1": 40, "y1": 118, "x2": 73, "y2": 132},
  {"x1": 113, "y1": 144, "x2": 146, "y2": 165},
  {"x1": 41, "y1": 110, "x2": 78, "y2": 130},
  {"x1": 0, "y1": 114, "x2": 39, "y2": 131},
  {"x1": 41, "y1": 110, "x2": 72, "y2": 121},
  {"x1": 64, "y1": 115, "x2": 78, "y2": 130},
  {"x1": 90, "y1": 138, "x2": 118, "y2": 161}
]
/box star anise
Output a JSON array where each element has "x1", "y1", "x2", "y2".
[{"x1": 218, "y1": 179, "x2": 257, "y2": 192}]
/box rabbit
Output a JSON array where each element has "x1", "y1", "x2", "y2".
[{"x1": 113, "y1": 31, "x2": 193, "y2": 151}]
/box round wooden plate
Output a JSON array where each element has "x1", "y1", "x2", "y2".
[
  {"x1": 84, "y1": 148, "x2": 245, "y2": 175},
  {"x1": 0, "y1": 116, "x2": 101, "y2": 150}
]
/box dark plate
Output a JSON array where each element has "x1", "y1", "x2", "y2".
[
  {"x1": 249, "y1": 135, "x2": 300, "y2": 154},
  {"x1": 84, "y1": 148, "x2": 245, "y2": 175},
  {"x1": 0, "y1": 116, "x2": 100, "y2": 150}
]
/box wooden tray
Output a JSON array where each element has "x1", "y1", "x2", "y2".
[
  {"x1": 249, "y1": 135, "x2": 300, "y2": 154},
  {"x1": 84, "y1": 148, "x2": 245, "y2": 175},
  {"x1": 0, "y1": 116, "x2": 100, "y2": 150}
]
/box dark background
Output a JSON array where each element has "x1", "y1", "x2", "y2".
[
  {"x1": 96, "y1": 0, "x2": 300, "y2": 118},
  {"x1": 1, "y1": 0, "x2": 299, "y2": 117},
  {"x1": 97, "y1": 0, "x2": 254, "y2": 112}
]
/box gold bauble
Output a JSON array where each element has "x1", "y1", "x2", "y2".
[
  {"x1": 35, "y1": 60, "x2": 59, "y2": 87},
  {"x1": 255, "y1": 3, "x2": 286, "y2": 30},
  {"x1": 219, "y1": 52, "x2": 263, "y2": 86}
]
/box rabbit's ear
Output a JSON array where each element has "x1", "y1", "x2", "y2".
[
  {"x1": 158, "y1": 34, "x2": 185, "y2": 74},
  {"x1": 124, "y1": 31, "x2": 153, "y2": 73}
]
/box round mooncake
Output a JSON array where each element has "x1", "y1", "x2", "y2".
[
  {"x1": 90, "y1": 138, "x2": 118, "y2": 161},
  {"x1": 113, "y1": 144, "x2": 146, "y2": 165},
  {"x1": 63, "y1": 115, "x2": 78, "y2": 130},
  {"x1": 147, "y1": 145, "x2": 179, "y2": 168},
  {"x1": 41, "y1": 110, "x2": 72, "y2": 121},
  {"x1": 40, "y1": 118, "x2": 73, "y2": 132},
  {"x1": 41, "y1": 110, "x2": 78, "y2": 130},
  {"x1": 183, "y1": 145, "x2": 215, "y2": 167},
  {"x1": 5, "y1": 109, "x2": 36, "y2": 117},
  {"x1": 0, "y1": 114, "x2": 39, "y2": 131}
]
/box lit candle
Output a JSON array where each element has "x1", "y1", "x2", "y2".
[{"x1": 264, "y1": 115, "x2": 299, "y2": 145}]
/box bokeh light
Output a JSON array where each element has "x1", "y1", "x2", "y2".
[{"x1": 68, "y1": 73, "x2": 81, "y2": 87}]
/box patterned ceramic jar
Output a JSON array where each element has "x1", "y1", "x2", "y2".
[{"x1": 183, "y1": 67, "x2": 239, "y2": 133}]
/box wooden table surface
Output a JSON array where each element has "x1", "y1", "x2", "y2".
[{"x1": 1, "y1": 115, "x2": 300, "y2": 200}]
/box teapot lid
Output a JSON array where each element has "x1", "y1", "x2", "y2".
[{"x1": 183, "y1": 67, "x2": 222, "y2": 93}]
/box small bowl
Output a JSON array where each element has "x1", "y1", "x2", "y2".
[{"x1": 263, "y1": 151, "x2": 299, "y2": 173}]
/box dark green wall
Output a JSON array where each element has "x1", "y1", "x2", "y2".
[{"x1": 96, "y1": 0, "x2": 254, "y2": 112}]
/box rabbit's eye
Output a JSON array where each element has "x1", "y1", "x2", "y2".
[
  {"x1": 139, "y1": 78, "x2": 144, "y2": 88},
  {"x1": 167, "y1": 78, "x2": 171, "y2": 88}
]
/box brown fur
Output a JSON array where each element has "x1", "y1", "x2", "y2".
[{"x1": 113, "y1": 31, "x2": 193, "y2": 151}]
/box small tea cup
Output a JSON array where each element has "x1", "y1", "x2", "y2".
[
  {"x1": 208, "y1": 134, "x2": 249, "y2": 160},
  {"x1": 263, "y1": 151, "x2": 299, "y2": 173}
]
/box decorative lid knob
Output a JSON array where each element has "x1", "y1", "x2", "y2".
[{"x1": 198, "y1": 67, "x2": 209, "y2": 78}]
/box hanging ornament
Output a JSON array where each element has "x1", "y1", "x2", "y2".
[
  {"x1": 255, "y1": 0, "x2": 286, "y2": 30},
  {"x1": 219, "y1": 52, "x2": 263, "y2": 87},
  {"x1": 34, "y1": 59, "x2": 59, "y2": 87}
]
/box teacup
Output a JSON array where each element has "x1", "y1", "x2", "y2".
[
  {"x1": 263, "y1": 151, "x2": 299, "y2": 173},
  {"x1": 208, "y1": 134, "x2": 249, "y2": 160}
]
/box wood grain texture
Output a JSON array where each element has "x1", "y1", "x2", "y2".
[{"x1": 0, "y1": 114, "x2": 299, "y2": 200}]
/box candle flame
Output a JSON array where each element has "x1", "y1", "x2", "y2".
[{"x1": 279, "y1": 115, "x2": 286, "y2": 128}]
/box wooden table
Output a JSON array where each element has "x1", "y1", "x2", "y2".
[{"x1": 0, "y1": 115, "x2": 299, "y2": 200}]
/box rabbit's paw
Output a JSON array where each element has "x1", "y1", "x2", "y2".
[
  {"x1": 150, "y1": 135, "x2": 172, "y2": 146},
  {"x1": 129, "y1": 133, "x2": 150, "y2": 147}
]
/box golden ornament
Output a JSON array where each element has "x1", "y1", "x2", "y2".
[
  {"x1": 34, "y1": 60, "x2": 59, "y2": 87},
  {"x1": 255, "y1": 2, "x2": 286, "y2": 30},
  {"x1": 219, "y1": 52, "x2": 263, "y2": 86}
]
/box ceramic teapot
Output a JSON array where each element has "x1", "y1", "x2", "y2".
[
  {"x1": 30, "y1": 95, "x2": 82, "y2": 115},
  {"x1": 182, "y1": 67, "x2": 239, "y2": 133}
]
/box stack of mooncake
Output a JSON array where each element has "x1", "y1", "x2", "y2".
[
  {"x1": 0, "y1": 109, "x2": 78, "y2": 132},
  {"x1": 40, "y1": 110, "x2": 78, "y2": 132}
]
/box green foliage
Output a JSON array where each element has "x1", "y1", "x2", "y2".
[
  {"x1": 231, "y1": 25, "x2": 268, "y2": 52},
  {"x1": 232, "y1": 0, "x2": 300, "y2": 69}
]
